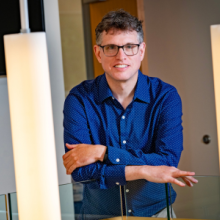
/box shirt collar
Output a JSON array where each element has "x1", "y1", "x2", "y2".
[
  {"x1": 133, "y1": 70, "x2": 150, "y2": 103},
  {"x1": 98, "y1": 70, "x2": 150, "y2": 104},
  {"x1": 98, "y1": 73, "x2": 113, "y2": 103}
]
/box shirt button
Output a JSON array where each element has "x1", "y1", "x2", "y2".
[
  {"x1": 116, "y1": 182, "x2": 120, "y2": 185},
  {"x1": 116, "y1": 158, "x2": 120, "y2": 162},
  {"x1": 126, "y1": 189, "x2": 129, "y2": 193},
  {"x1": 123, "y1": 140, "x2": 126, "y2": 144},
  {"x1": 122, "y1": 115, "x2": 125, "y2": 119},
  {"x1": 128, "y1": 209, "x2": 132, "y2": 213}
]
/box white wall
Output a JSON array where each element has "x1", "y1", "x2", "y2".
[{"x1": 43, "y1": 0, "x2": 71, "y2": 185}]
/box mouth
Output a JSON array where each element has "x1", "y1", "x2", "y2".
[{"x1": 114, "y1": 64, "x2": 129, "y2": 68}]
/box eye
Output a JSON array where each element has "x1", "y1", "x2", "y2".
[
  {"x1": 125, "y1": 44, "x2": 135, "y2": 49},
  {"x1": 105, "y1": 45, "x2": 117, "y2": 50}
]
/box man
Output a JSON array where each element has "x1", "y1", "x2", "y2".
[{"x1": 63, "y1": 9, "x2": 197, "y2": 218}]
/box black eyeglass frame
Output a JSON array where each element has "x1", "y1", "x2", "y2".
[{"x1": 98, "y1": 43, "x2": 141, "y2": 57}]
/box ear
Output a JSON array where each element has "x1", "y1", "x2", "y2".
[
  {"x1": 94, "y1": 45, "x2": 102, "y2": 63},
  {"x1": 139, "y1": 42, "x2": 146, "y2": 61}
]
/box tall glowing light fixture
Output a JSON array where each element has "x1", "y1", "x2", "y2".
[
  {"x1": 3, "y1": 1, "x2": 61, "y2": 220},
  {"x1": 211, "y1": 25, "x2": 220, "y2": 171}
]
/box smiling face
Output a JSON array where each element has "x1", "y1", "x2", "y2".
[{"x1": 94, "y1": 29, "x2": 145, "y2": 84}]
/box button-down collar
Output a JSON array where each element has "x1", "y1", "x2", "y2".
[
  {"x1": 98, "y1": 70, "x2": 150, "y2": 104},
  {"x1": 133, "y1": 70, "x2": 150, "y2": 103},
  {"x1": 98, "y1": 74, "x2": 113, "y2": 103}
]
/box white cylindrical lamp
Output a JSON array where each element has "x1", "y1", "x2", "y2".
[
  {"x1": 211, "y1": 24, "x2": 220, "y2": 172},
  {"x1": 4, "y1": 33, "x2": 61, "y2": 220}
]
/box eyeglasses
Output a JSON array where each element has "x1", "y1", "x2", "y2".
[{"x1": 99, "y1": 44, "x2": 141, "y2": 57}]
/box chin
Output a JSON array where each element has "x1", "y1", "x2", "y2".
[
  {"x1": 113, "y1": 76, "x2": 134, "y2": 82},
  {"x1": 105, "y1": 69, "x2": 138, "y2": 82},
  {"x1": 115, "y1": 72, "x2": 137, "y2": 81}
]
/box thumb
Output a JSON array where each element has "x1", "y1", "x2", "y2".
[{"x1": 66, "y1": 143, "x2": 76, "y2": 149}]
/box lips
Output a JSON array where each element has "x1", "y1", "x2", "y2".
[{"x1": 114, "y1": 64, "x2": 129, "y2": 68}]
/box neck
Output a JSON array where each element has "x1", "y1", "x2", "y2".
[{"x1": 105, "y1": 72, "x2": 138, "y2": 109}]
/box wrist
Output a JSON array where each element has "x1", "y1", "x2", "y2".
[
  {"x1": 139, "y1": 165, "x2": 151, "y2": 179},
  {"x1": 125, "y1": 166, "x2": 145, "y2": 181}
]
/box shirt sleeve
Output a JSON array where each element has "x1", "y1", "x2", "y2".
[
  {"x1": 63, "y1": 93, "x2": 126, "y2": 189},
  {"x1": 106, "y1": 89, "x2": 183, "y2": 168}
]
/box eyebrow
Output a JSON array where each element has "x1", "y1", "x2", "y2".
[{"x1": 105, "y1": 42, "x2": 138, "y2": 45}]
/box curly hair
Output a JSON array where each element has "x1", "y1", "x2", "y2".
[{"x1": 95, "y1": 9, "x2": 144, "y2": 45}]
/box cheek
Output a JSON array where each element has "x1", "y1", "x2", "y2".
[
  {"x1": 100, "y1": 60, "x2": 110, "y2": 72},
  {"x1": 131, "y1": 57, "x2": 141, "y2": 69},
  {"x1": 101, "y1": 58, "x2": 113, "y2": 70}
]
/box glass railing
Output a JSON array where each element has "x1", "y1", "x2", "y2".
[
  {"x1": 171, "y1": 176, "x2": 220, "y2": 220},
  {"x1": 8, "y1": 184, "x2": 75, "y2": 220},
  {"x1": 7, "y1": 176, "x2": 220, "y2": 220},
  {"x1": 59, "y1": 183, "x2": 75, "y2": 220},
  {"x1": 7, "y1": 181, "x2": 122, "y2": 220},
  {"x1": 0, "y1": 194, "x2": 7, "y2": 220},
  {"x1": 73, "y1": 180, "x2": 122, "y2": 220},
  {"x1": 8, "y1": 192, "x2": 19, "y2": 220}
]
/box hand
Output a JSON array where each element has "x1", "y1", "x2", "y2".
[
  {"x1": 181, "y1": 176, "x2": 198, "y2": 187},
  {"x1": 62, "y1": 143, "x2": 107, "y2": 174},
  {"x1": 142, "y1": 166, "x2": 198, "y2": 187}
]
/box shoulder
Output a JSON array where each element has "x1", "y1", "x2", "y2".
[
  {"x1": 142, "y1": 74, "x2": 179, "y2": 102},
  {"x1": 147, "y1": 76, "x2": 177, "y2": 95},
  {"x1": 140, "y1": 74, "x2": 181, "y2": 105},
  {"x1": 148, "y1": 77, "x2": 182, "y2": 110}
]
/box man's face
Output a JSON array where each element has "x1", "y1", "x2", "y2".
[{"x1": 94, "y1": 30, "x2": 145, "y2": 83}]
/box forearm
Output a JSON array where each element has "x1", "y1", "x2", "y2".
[
  {"x1": 125, "y1": 165, "x2": 144, "y2": 181},
  {"x1": 125, "y1": 165, "x2": 197, "y2": 187},
  {"x1": 71, "y1": 162, "x2": 126, "y2": 189},
  {"x1": 107, "y1": 146, "x2": 182, "y2": 167},
  {"x1": 71, "y1": 162, "x2": 104, "y2": 182},
  {"x1": 125, "y1": 165, "x2": 165, "y2": 181},
  {"x1": 125, "y1": 165, "x2": 161, "y2": 181}
]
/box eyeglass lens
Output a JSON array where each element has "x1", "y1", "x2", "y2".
[{"x1": 103, "y1": 44, "x2": 139, "y2": 56}]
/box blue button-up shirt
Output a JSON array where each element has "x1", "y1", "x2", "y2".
[{"x1": 63, "y1": 71, "x2": 183, "y2": 218}]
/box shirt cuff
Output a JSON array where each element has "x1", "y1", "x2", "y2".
[
  {"x1": 107, "y1": 146, "x2": 146, "y2": 166},
  {"x1": 107, "y1": 146, "x2": 128, "y2": 165},
  {"x1": 102, "y1": 165, "x2": 126, "y2": 189}
]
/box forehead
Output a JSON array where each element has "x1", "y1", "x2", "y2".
[{"x1": 101, "y1": 29, "x2": 139, "y2": 45}]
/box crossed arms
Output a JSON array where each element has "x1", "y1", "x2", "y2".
[
  {"x1": 63, "y1": 90, "x2": 197, "y2": 188},
  {"x1": 63, "y1": 143, "x2": 197, "y2": 187}
]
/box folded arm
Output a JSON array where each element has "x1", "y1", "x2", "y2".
[
  {"x1": 64, "y1": 90, "x2": 183, "y2": 170},
  {"x1": 63, "y1": 92, "x2": 197, "y2": 188}
]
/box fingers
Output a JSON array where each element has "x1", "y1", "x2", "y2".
[
  {"x1": 172, "y1": 178, "x2": 186, "y2": 187},
  {"x1": 66, "y1": 143, "x2": 77, "y2": 149},
  {"x1": 62, "y1": 151, "x2": 72, "y2": 160},
  {"x1": 174, "y1": 170, "x2": 195, "y2": 178},
  {"x1": 181, "y1": 176, "x2": 198, "y2": 187},
  {"x1": 67, "y1": 164, "x2": 77, "y2": 175},
  {"x1": 169, "y1": 168, "x2": 197, "y2": 187},
  {"x1": 63, "y1": 158, "x2": 77, "y2": 174},
  {"x1": 62, "y1": 144, "x2": 77, "y2": 160},
  {"x1": 63, "y1": 155, "x2": 74, "y2": 167},
  {"x1": 184, "y1": 176, "x2": 198, "y2": 184},
  {"x1": 181, "y1": 176, "x2": 193, "y2": 187}
]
